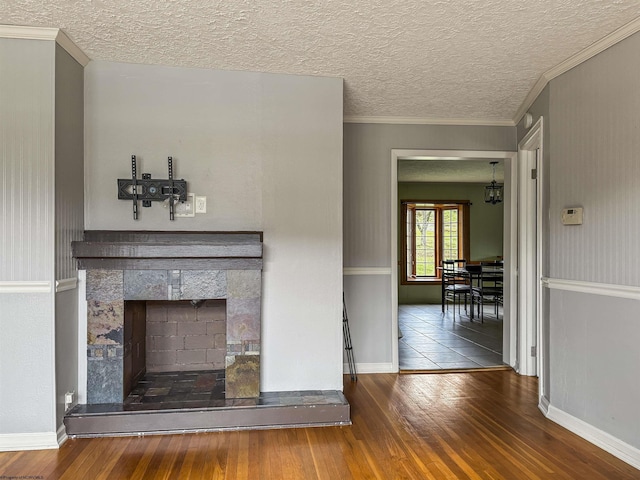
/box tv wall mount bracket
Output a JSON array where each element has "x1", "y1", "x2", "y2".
[{"x1": 117, "y1": 155, "x2": 188, "y2": 220}]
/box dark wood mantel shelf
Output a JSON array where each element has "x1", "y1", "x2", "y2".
[{"x1": 72, "y1": 230, "x2": 263, "y2": 270}]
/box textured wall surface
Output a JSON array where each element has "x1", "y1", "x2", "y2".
[
  {"x1": 545, "y1": 29, "x2": 640, "y2": 453},
  {"x1": 5, "y1": 2, "x2": 640, "y2": 120},
  {"x1": 550, "y1": 31, "x2": 640, "y2": 286},
  {"x1": 54, "y1": 44, "x2": 84, "y2": 281},
  {"x1": 0, "y1": 39, "x2": 57, "y2": 437},
  {"x1": 0, "y1": 39, "x2": 54, "y2": 281}
]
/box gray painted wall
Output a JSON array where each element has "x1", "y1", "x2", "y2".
[
  {"x1": 0, "y1": 39, "x2": 54, "y2": 281},
  {"x1": 343, "y1": 123, "x2": 515, "y2": 369},
  {"x1": 54, "y1": 45, "x2": 84, "y2": 430},
  {"x1": 398, "y1": 182, "x2": 504, "y2": 304},
  {"x1": 84, "y1": 61, "x2": 344, "y2": 392},
  {"x1": 55, "y1": 44, "x2": 84, "y2": 280},
  {"x1": 0, "y1": 39, "x2": 56, "y2": 435},
  {"x1": 544, "y1": 31, "x2": 640, "y2": 450}
]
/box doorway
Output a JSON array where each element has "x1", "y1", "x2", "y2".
[{"x1": 390, "y1": 150, "x2": 518, "y2": 373}]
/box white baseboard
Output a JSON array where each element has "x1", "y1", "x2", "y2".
[
  {"x1": 57, "y1": 424, "x2": 68, "y2": 447},
  {"x1": 0, "y1": 432, "x2": 59, "y2": 451},
  {"x1": 546, "y1": 404, "x2": 640, "y2": 470},
  {"x1": 344, "y1": 362, "x2": 395, "y2": 374}
]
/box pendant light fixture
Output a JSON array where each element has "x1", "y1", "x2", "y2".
[{"x1": 484, "y1": 161, "x2": 503, "y2": 205}]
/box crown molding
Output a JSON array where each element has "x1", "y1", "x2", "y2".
[
  {"x1": 0, "y1": 24, "x2": 90, "y2": 67},
  {"x1": 344, "y1": 115, "x2": 514, "y2": 127},
  {"x1": 0, "y1": 24, "x2": 58, "y2": 40},
  {"x1": 55, "y1": 29, "x2": 90, "y2": 66},
  {"x1": 513, "y1": 15, "x2": 640, "y2": 124}
]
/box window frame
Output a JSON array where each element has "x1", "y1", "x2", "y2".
[{"x1": 400, "y1": 200, "x2": 471, "y2": 285}]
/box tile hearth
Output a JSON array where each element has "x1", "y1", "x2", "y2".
[{"x1": 65, "y1": 378, "x2": 350, "y2": 437}]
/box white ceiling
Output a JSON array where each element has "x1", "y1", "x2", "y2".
[{"x1": 3, "y1": 1, "x2": 640, "y2": 123}]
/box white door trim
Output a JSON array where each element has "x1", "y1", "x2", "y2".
[
  {"x1": 517, "y1": 118, "x2": 544, "y2": 388},
  {"x1": 391, "y1": 149, "x2": 518, "y2": 372}
]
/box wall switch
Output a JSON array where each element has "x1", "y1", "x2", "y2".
[
  {"x1": 175, "y1": 193, "x2": 195, "y2": 217},
  {"x1": 195, "y1": 196, "x2": 207, "y2": 214}
]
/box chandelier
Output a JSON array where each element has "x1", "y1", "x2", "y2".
[{"x1": 484, "y1": 161, "x2": 503, "y2": 205}]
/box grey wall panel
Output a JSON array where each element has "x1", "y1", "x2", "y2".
[
  {"x1": 55, "y1": 45, "x2": 84, "y2": 281},
  {"x1": 343, "y1": 123, "x2": 515, "y2": 268},
  {"x1": 0, "y1": 294, "x2": 54, "y2": 433},
  {"x1": 54, "y1": 45, "x2": 84, "y2": 432},
  {"x1": 84, "y1": 61, "x2": 263, "y2": 231},
  {"x1": 54, "y1": 289, "x2": 78, "y2": 428},
  {"x1": 0, "y1": 39, "x2": 55, "y2": 281},
  {"x1": 343, "y1": 274, "x2": 392, "y2": 366},
  {"x1": 549, "y1": 32, "x2": 640, "y2": 286},
  {"x1": 549, "y1": 288, "x2": 640, "y2": 449}
]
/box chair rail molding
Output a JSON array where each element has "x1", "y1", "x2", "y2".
[
  {"x1": 542, "y1": 277, "x2": 640, "y2": 301},
  {"x1": 0, "y1": 281, "x2": 52, "y2": 294},
  {"x1": 55, "y1": 277, "x2": 78, "y2": 293},
  {"x1": 343, "y1": 267, "x2": 392, "y2": 276}
]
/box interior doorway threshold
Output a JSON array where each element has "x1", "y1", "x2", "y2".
[{"x1": 399, "y1": 365, "x2": 513, "y2": 375}]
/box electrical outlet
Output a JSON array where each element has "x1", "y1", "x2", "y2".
[
  {"x1": 65, "y1": 391, "x2": 75, "y2": 411},
  {"x1": 195, "y1": 196, "x2": 207, "y2": 214},
  {"x1": 175, "y1": 193, "x2": 195, "y2": 217}
]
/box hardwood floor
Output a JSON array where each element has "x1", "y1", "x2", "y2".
[{"x1": 1, "y1": 371, "x2": 637, "y2": 479}]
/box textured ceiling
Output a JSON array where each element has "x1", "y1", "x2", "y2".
[
  {"x1": 398, "y1": 159, "x2": 504, "y2": 184},
  {"x1": 4, "y1": 1, "x2": 640, "y2": 122}
]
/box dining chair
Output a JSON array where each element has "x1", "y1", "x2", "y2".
[
  {"x1": 441, "y1": 259, "x2": 471, "y2": 320},
  {"x1": 471, "y1": 261, "x2": 503, "y2": 322}
]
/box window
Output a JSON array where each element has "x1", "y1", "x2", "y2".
[{"x1": 401, "y1": 201, "x2": 470, "y2": 283}]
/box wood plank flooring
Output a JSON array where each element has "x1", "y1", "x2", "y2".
[{"x1": 1, "y1": 371, "x2": 638, "y2": 479}]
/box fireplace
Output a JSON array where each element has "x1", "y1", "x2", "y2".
[{"x1": 73, "y1": 231, "x2": 263, "y2": 404}]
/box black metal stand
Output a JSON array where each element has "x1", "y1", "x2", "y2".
[
  {"x1": 343, "y1": 293, "x2": 357, "y2": 382},
  {"x1": 117, "y1": 155, "x2": 188, "y2": 220}
]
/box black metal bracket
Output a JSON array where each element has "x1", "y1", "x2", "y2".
[{"x1": 117, "y1": 155, "x2": 188, "y2": 220}]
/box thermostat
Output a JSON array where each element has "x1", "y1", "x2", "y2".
[{"x1": 562, "y1": 207, "x2": 583, "y2": 225}]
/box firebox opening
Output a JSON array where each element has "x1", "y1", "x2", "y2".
[{"x1": 123, "y1": 299, "x2": 226, "y2": 402}]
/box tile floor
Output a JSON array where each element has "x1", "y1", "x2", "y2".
[{"x1": 399, "y1": 303, "x2": 505, "y2": 371}]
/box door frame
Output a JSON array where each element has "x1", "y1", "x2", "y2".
[
  {"x1": 390, "y1": 149, "x2": 518, "y2": 372},
  {"x1": 517, "y1": 118, "x2": 545, "y2": 388}
]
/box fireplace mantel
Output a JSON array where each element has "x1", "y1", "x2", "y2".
[
  {"x1": 72, "y1": 231, "x2": 263, "y2": 271},
  {"x1": 72, "y1": 230, "x2": 263, "y2": 403}
]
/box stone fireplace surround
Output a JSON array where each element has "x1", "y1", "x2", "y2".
[{"x1": 73, "y1": 231, "x2": 263, "y2": 403}]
